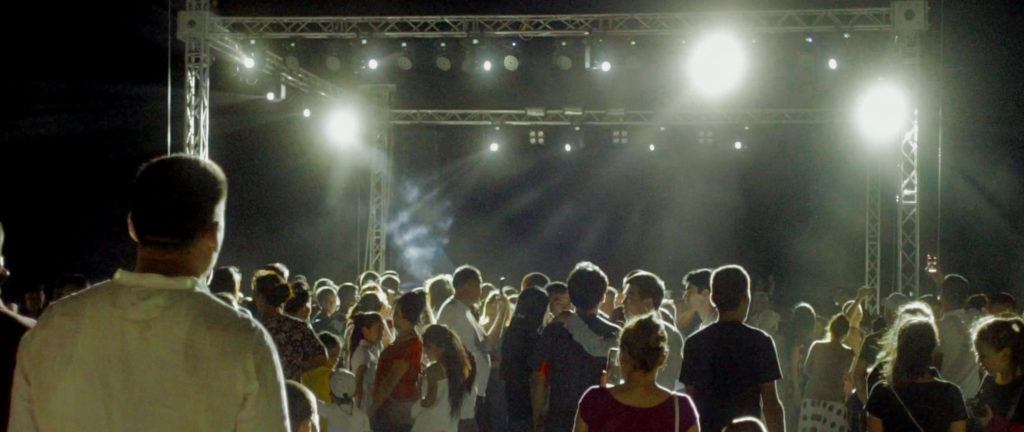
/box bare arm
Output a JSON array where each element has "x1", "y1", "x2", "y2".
[
  {"x1": 369, "y1": 359, "x2": 410, "y2": 417},
  {"x1": 867, "y1": 414, "x2": 884, "y2": 432},
  {"x1": 573, "y1": 412, "x2": 589, "y2": 432},
  {"x1": 852, "y1": 358, "x2": 869, "y2": 403},
  {"x1": 531, "y1": 371, "x2": 549, "y2": 430},
  {"x1": 760, "y1": 381, "x2": 786, "y2": 432},
  {"x1": 420, "y1": 364, "x2": 440, "y2": 408},
  {"x1": 484, "y1": 300, "x2": 508, "y2": 351},
  {"x1": 354, "y1": 364, "x2": 368, "y2": 407}
]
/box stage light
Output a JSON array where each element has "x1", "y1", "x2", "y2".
[
  {"x1": 490, "y1": 142, "x2": 500, "y2": 152},
  {"x1": 242, "y1": 57, "x2": 255, "y2": 69},
  {"x1": 612, "y1": 130, "x2": 628, "y2": 145},
  {"x1": 828, "y1": 58, "x2": 838, "y2": 70},
  {"x1": 302, "y1": 108, "x2": 311, "y2": 118},
  {"x1": 734, "y1": 141, "x2": 743, "y2": 149},
  {"x1": 843, "y1": 32, "x2": 852, "y2": 39},
  {"x1": 805, "y1": 36, "x2": 814, "y2": 44},
  {"x1": 649, "y1": 144, "x2": 656, "y2": 151},
  {"x1": 285, "y1": 55, "x2": 300, "y2": 70},
  {"x1": 397, "y1": 55, "x2": 413, "y2": 71},
  {"x1": 689, "y1": 32, "x2": 745, "y2": 97},
  {"x1": 600, "y1": 61, "x2": 611, "y2": 72},
  {"x1": 325, "y1": 54, "x2": 342, "y2": 72},
  {"x1": 564, "y1": 144, "x2": 573, "y2": 152},
  {"x1": 483, "y1": 60, "x2": 493, "y2": 71},
  {"x1": 367, "y1": 59, "x2": 379, "y2": 70},
  {"x1": 326, "y1": 109, "x2": 360, "y2": 147},
  {"x1": 266, "y1": 92, "x2": 276, "y2": 101},
  {"x1": 856, "y1": 81, "x2": 908, "y2": 142},
  {"x1": 529, "y1": 130, "x2": 545, "y2": 145},
  {"x1": 436, "y1": 54, "x2": 452, "y2": 71},
  {"x1": 554, "y1": 40, "x2": 573, "y2": 70},
  {"x1": 503, "y1": 54, "x2": 520, "y2": 71}
]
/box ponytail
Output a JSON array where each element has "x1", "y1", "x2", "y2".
[{"x1": 422, "y1": 324, "x2": 475, "y2": 420}]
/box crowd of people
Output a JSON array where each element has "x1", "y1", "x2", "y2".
[{"x1": 1, "y1": 154, "x2": 1023, "y2": 432}]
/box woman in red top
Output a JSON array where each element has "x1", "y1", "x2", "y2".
[
  {"x1": 574, "y1": 315, "x2": 699, "y2": 432},
  {"x1": 371, "y1": 289, "x2": 429, "y2": 432}
]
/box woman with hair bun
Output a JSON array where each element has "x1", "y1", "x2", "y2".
[
  {"x1": 573, "y1": 315, "x2": 698, "y2": 432},
  {"x1": 972, "y1": 316, "x2": 1024, "y2": 430}
]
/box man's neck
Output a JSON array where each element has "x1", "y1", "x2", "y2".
[
  {"x1": 696, "y1": 303, "x2": 714, "y2": 321},
  {"x1": 718, "y1": 309, "x2": 745, "y2": 323},
  {"x1": 576, "y1": 307, "x2": 598, "y2": 318},
  {"x1": 455, "y1": 294, "x2": 475, "y2": 308},
  {"x1": 134, "y1": 249, "x2": 205, "y2": 278}
]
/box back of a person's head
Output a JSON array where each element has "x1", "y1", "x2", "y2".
[
  {"x1": 567, "y1": 261, "x2": 608, "y2": 311},
  {"x1": 521, "y1": 272, "x2": 550, "y2": 290},
  {"x1": 284, "y1": 380, "x2": 317, "y2": 432},
  {"x1": 349, "y1": 291, "x2": 385, "y2": 320},
  {"x1": 991, "y1": 292, "x2": 1017, "y2": 312},
  {"x1": 941, "y1": 273, "x2": 970, "y2": 307},
  {"x1": 722, "y1": 417, "x2": 768, "y2": 432},
  {"x1": 545, "y1": 281, "x2": 569, "y2": 297},
  {"x1": 130, "y1": 155, "x2": 227, "y2": 249},
  {"x1": 683, "y1": 268, "x2": 713, "y2": 292},
  {"x1": 619, "y1": 315, "x2": 667, "y2": 373},
  {"x1": 885, "y1": 317, "x2": 938, "y2": 387},
  {"x1": 790, "y1": 302, "x2": 817, "y2": 334},
  {"x1": 709, "y1": 265, "x2": 750, "y2": 312},
  {"x1": 967, "y1": 293, "x2": 988, "y2": 313},
  {"x1": 284, "y1": 283, "x2": 311, "y2": 316},
  {"x1": 318, "y1": 331, "x2": 342, "y2": 352},
  {"x1": 315, "y1": 285, "x2": 337, "y2": 303},
  {"x1": 262, "y1": 262, "x2": 290, "y2": 281},
  {"x1": 254, "y1": 271, "x2": 292, "y2": 308},
  {"x1": 337, "y1": 282, "x2": 358, "y2": 300},
  {"x1": 452, "y1": 265, "x2": 482, "y2": 290},
  {"x1": 209, "y1": 266, "x2": 241, "y2": 296},
  {"x1": 624, "y1": 271, "x2": 666, "y2": 308},
  {"x1": 426, "y1": 274, "x2": 455, "y2": 311},
  {"x1": 380, "y1": 274, "x2": 401, "y2": 293},
  {"x1": 512, "y1": 286, "x2": 550, "y2": 329},
  {"x1": 313, "y1": 278, "x2": 334, "y2": 289},
  {"x1": 826, "y1": 313, "x2": 851, "y2": 342}
]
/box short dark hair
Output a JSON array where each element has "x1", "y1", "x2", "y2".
[
  {"x1": 380, "y1": 275, "x2": 401, "y2": 293},
  {"x1": 966, "y1": 293, "x2": 989, "y2": 312},
  {"x1": 261, "y1": 262, "x2": 289, "y2": 281},
  {"x1": 567, "y1": 261, "x2": 608, "y2": 311},
  {"x1": 253, "y1": 271, "x2": 291, "y2": 307},
  {"x1": 129, "y1": 155, "x2": 227, "y2": 248},
  {"x1": 54, "y1": 273, "x2": 89, "y2": 290},
  {"x1": 285, "y1": 381, "x2": 316, "y2": 431},
  {"x1": 624, "y1": 271, "x2": 665, "y2": 307},
  {"x1": 521, "y1": 272, "x2": 550, "y2": 290},
  {"x1": 318, "y1": 332, "x2": 342, "y2": 351},
  {"x1": 452, "y1": 265, "x2": 482, "y2": 291},
  {"x1": 358, "y1": 271, "x2": 380, "y2": 286},
  {"x1": 683, "y1": 268, "x2": 713, "y2": 292},
  {"x1": 337, "y1": 282, "x2": 358, "y2": 301},
  {"x1": 990, "y1": 292, "x2": 1017, "y2": 310},
  {"x1": 284, "y1": 283, "x2": 311, "y2": 315},
  {"x1": 941, "y1": 273, "x2": 970, "y2": 307},
  {"x1": 544, "y1": 281, "x2": 568, "y2": 297},
  {"x1": 710, "y1": 265, "x2": 750, "y2": 312},
  {"x1": 209, "y1": 266, "x2": 241, "y2": 296}
]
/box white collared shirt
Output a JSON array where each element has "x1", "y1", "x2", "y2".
[
  {"x1": 437, "y1": 297, "x2": 490, "y2": 403},
  {"x1": 8, "y1": 270, "x2": 290, "y2": 432}
]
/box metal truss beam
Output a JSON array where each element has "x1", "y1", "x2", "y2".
[
  {"x1": 389, "y1": 108, "x2": 844, "y2": 126},
  {"x1": 210, "y1": 8, "x2": 891, "y2": 40},
  {"x1": 181, "y1": 2, "x2": 212, "y2": 158},
  {"x1": 897, "y1": 111, "x2": 920, "y2": 296},
  {"x1": 865, "y1": 161, "x2": 882, "y2": 313},
  {"x1": 363, "y1": 85, "x2": 396, "y2": 275}
]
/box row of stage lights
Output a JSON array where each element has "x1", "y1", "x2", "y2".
[{"x1": 239, "y1": 30, "x2": 907, "y2": 149}]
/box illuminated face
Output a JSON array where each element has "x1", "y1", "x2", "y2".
[
  {"x1": 684, "y1": 285, "x2": 708, "y2": 307},
  {"x1": 320, "y1": 291, "x2": 339, "y2": 316},
  {"x1": 549, "y1": 292, "x2": 571, "y2": 315},
  {"x1": 364, "y1": 322, "x2": 384, "y2": 344},
  {"x1": 623, "y1": 285, "x2": 653, "y2": 319}
]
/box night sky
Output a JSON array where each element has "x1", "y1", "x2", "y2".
[{"x1": 1, "y1": 0, "x2": 1022, "y2": 309}]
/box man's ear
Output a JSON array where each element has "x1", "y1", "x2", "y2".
[
  {"x1": 201, "y1": 222, "x2": 221, "y2": 253},
  {"x1": 127, "y1": 213, "x2": 139, "y2": 243}
]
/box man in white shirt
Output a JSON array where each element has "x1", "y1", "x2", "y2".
[
  {"x1": 8, "y1": 155, "x2": 290, "y2": 432},
  {"x1": 437, "y1": 264, "x2": 506, "y2": 431},
  {"x1": 936, "y1": 273, "x2": 981, "y2": 397}
]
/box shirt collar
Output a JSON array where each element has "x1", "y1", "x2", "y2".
[{"x1": 113, "y1": 269, "x2": 208, "y2": 293}]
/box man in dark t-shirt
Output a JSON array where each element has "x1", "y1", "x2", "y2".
[
  {"x1": 530, "y1": 262, "x2": 620, "y2": 432},
  {"x1": 680, "y1": 264, "x2": 785, "y2": 432}
]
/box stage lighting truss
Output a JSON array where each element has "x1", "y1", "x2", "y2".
[
  {"x1": 553, "y1": 40, "x2": 574, "y2": 70},
  {"x1": 529, "y1": 129, "x2": 545, "y2": 145}
]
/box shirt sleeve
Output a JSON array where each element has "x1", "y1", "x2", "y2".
[
  {"x1": 679, "y1": 333, "x2": 696, "y2": 386},
  {"x1": 564, "y1": 314, "x2": 616, "y2": 358},
  {"x1": 8, "y1": 331, "x2": 37, "y2": 432},
  {"x1": 235, "y1": 326, "x2": 290, "y2": 432},
  {"x1": 946, "y1": 382, "x2": 969, "y2": 423},
  {"x1": 865, "y1": 381, "x2": 892, "y2": 420},
  {"x1": 351, "y1": 346, "x2": 368, "y2": 370},
  {"x1": 530, "y1": 325, "x2": 555, "y2": 372},
  {"x1": 755, "y1": 334, "x2": 784, "y2": 384}
]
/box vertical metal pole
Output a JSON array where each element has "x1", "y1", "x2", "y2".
[
  {"x1": 182, "y1": 0, "x2": 211, "y2": 159},
  {"x1": 865, "y1": 162, "x2": 882, "y2": 312},
  {"x1": 363, "y1": 85, "x2": 396, "y2": 274}
]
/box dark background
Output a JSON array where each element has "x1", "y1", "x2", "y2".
[{"x1": 1, "y1": 0, "x2": 1021, "y2": 310}]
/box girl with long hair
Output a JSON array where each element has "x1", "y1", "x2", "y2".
[
  {"x1": 972, "y1": 316, "x2": 1024, "y2": 430},
  {"x1": 349, "y1": 312, "x2": 385, "y2": 411},
  {"x1": 500, "y1": 286, "x2": 550, "y2": 431},
  {"x1": 411, "y1": 325, "x2": 477, "y2": 432},
  {"x1": 799, "y1": 313, "x2": 855, "y2": 431},
  {"x1": 865, "y1": 318, "x2": 968, "y2": 432}
]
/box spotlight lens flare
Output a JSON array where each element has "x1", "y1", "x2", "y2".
[
  {"x1": 326, "y1": 109, "x2": 360, "y2": 147},
  {"x1": 734, "y1": 141, "x2": 743, "y2": 150},
  {"x1": 828, "y1": 58, "x2": 838, "y2": 70},
  {"x1": 483, "y1": 60, "x2": 493, "y2": 71},
  {"x1": 689, "y1": 32, "x2": 746, "y2": 97},
  {"x1": 302, "y1": 108, "x2": 311, "y2": 118},
  {"x1": 242, "y1": 57, "x2": 255, "y2": 69},
  {"x1": 489, "y1": 142, "x2": 499, "y2": 152},
  {"x1": 266, "y1": 92, "x2": 275, "y2": 101},
  {"x1": 856, "y1": 82, "x2": 908, "y2": 142},
  {"x1": 649, "y1": 144, "x2": 656, "y2": 151},
  {"x1": 600, "y1": 61, "x2": 611, "y2": 72},
  {"x1": 367, "y1": 59, "x2": 379, "y2": 70},
  {"x1": 564, "y1": 144, "x2": 573, "y2": 152}
]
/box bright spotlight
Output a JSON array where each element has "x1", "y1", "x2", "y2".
[
  {"x1": 734, "y1": 141, "x2": 743, "y2": 150},
  {"x1": 326, "y1": 109, "x2": 360, "y2": 147},
  {"x1": 367, "y1": 59, "x2": 379, "y2": 70},
  {"x1": 266, "y1": 92, "x2": 276, "y2": 101},
  {"x1": 564, "y1": 144, "x2": 573, "y2": 152},
  {"x1": 302, "y1": 108, "x2": 311, "y2": 118},
  {"x1": 856, "y1": 81, "x2": 908, "y2": 142},
  {"x1": 828, "y1": 58, "x2": 838, "y2": 70},
  {"x1": 503, "y1": 55, "x2": 520, "y2": 71},
  {"x1": 689, "y1": 32, "x2": 745, "y2": 97},
  {"x1": 600, "y1": 61, "x2": 611, "y2": 72},
  {"x1": 649, "y1": 144, "x2": 656, "y2": 151},
  {"x1": 483, "y1": 60, "x2": 493, "y2": 71},
  {"x1": 242, "y1": 57, "x2": 255, "y2": 69},
  {"x1": 489, "y1": 142, "x2": 500, "y2": 152}
]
